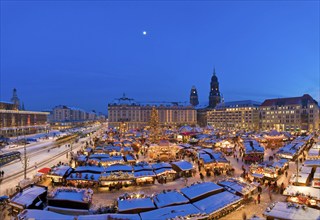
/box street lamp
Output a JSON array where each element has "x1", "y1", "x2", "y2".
[{"x1": 21, "y1": 138, "x2": 29, "y2": 179}]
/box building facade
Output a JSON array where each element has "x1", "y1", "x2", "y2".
[
  {"x1": 108, "y1": 95, "x2": 197, "y2": 129},
  {"x1": 260, "y1": 94, "x2": 319, "y2": 132},
  {"x1": 0, "y1": 101, "x2": 49, "y2": 137},
  {"x1": 52, "y1": 105, "x2": 97, "y2": 122},
  {"x1": 207, "y1": 100, "x2": 261, "y2": 131}
]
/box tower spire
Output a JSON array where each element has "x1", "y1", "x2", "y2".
[{"x1": 213, "y1": 67, "x2": 216, "y2": 76}]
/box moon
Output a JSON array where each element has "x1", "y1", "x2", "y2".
[{"x1": 142, "y1": 31, "x2": 147, "y2": 35}]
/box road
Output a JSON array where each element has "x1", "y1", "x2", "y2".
[{"x1": 0, "y1": 124, "x2": 106, "y2": 195}]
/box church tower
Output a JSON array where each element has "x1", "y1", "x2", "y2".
[
  {"x1": 190, "y1": 86, "x2": 199, "y2": 106},
  {"x1": 11, "y1": 88, "x2": 21, "y2": 109},
  {"x1": 208, "y1": 68, "x2": 221, "y2": 108}
]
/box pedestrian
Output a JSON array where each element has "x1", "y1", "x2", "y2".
[
  {"x1": 269, "y1": 190, "x2": 272, "y2": 201},
  {"x1": 200, "y1": 173, "x2": 204, "y2": 182},
  {"x1": 285, "y1": 170, "x2": 288, "y2": 178},
  {"x1": 242, "y1": 212, "x2": 247, "y2": 220},
  {"x1": 257, "y1": 193, "x2": 261, "y2": 204}
]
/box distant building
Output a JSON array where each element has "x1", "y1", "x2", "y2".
[
  {"x1": 208, "y1": 68, "x2": 221, "y2": 108},
  {"x1": 10, "y1": 88, "x2": 21, "y2": 110},
  {"x1": 108, "y1": 94, "x2": 197, "y2": 129},
  {"x1": 190, "y1": 86, "x2": 199, "y2": 106},
  {"x1": 50, "y1": 105, "x2": 100, "y2": 129},
  {"x1": 260, "y1": 94, "x2": 319, "y2": 132},
  {"x1": 195, "y1": 68, "x2": 223, "y2": 126},
  {"x1": 207, "y1": 100, "x2": 261, "y2": 131},
  {"x1": 0, "y1": 101, "x2": 49, "y2": 137},
  {"x1": 51, "y1": 105, "x2": 98, "y2": 122}
]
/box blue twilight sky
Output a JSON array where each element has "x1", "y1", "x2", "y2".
[{"x1": 0, "y1": 1, "x2": 319, "y2": 113}]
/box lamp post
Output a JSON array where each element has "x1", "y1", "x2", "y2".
[
  {"x1": 21, "y1": 138, "x2": 29, "y2": 180},
  {"x1": 295, "y1": 158, "x2": 299, "y2": 184}
]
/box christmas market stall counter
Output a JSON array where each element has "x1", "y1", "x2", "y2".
[
  {"x1": 250, "y1": 159, "x2": 289, "y2": 181},
  {"x1": 87, "y1": 153, "x2": 125, "y2": 166},
  {"x1": 8, "y1": 184, "x2": 47, "y2": 216},
  {"x1": 46, "y1": 187, "x2": 93, "y2": 215},
  {"x1": 283, "y1": 185, "x2": 320, "y2": 209},
  {"x1": 263, "y1": 202, "x2": 320, "y2": 220},
  {"x1": 66, "y1": 172, "x2": 101, "y2": 188},
  {"x1": 99, "y1": 164, "x2": 134, "y2": 188}
]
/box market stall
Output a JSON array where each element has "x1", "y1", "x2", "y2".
[
  {"x1": 117, "y1": 193, "x2": 156, "y2": 214},
  {"x1": 47, "y1": 165, "x2": 73, "y2": 185},
  {"x1": 47, "y1": 187, "x2": 93, "y2": 215},
  {"x1": 152, "y1": 162, "x2": 177, "y2": 182},
  {"x1": 8, "y1": 185, "x2": 47, "y2": 216},
  {"x1": 283, "y1": 185, "x2": 319, "y2": 209},
  {"x1": 263, "y1": 202, "x2": 320, "y2": 220},
  {"x1": 170, "y1": 160, "x2": 194, "y2": 177},
  {"x1": 134, "y1": 162, "x2": 156, "y2": 185}
]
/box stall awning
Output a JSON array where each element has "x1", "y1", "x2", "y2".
[{"x1": 38, "y1": 167, "x2": 51, "y2": 174}]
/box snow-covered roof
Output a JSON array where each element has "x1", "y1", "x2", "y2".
[
  {"x1": 48, "y1": 187, "x2": 92, "y2": 203},
  {"x1": 134, "y1": 170, "x2": 156, "y2": 178},
  {"x1": 17, "y1": 209, "x2": 74, "y2": 220},
  {"x1": 118, "y1": 197, "x2": 155, "y2": 213},
  {"x1": 264, "y1": 202, "x2": 320, "y2": 220},
  {"x1": 243, "y1": 141, "x2": 264, "y2": 154},
  {"x1": 193, "y1": 191, "x2": 243, "y2": 215},
  {"x1": 140, "y1": 203, "x2": 203, "y2": 220},
  {"x1": 153, "y1": 191, "x2": 189, "y2": 208},
  {"x1": 283, "y1": 185, "x2": 320, "y2": 200},
  {"x1": 277, "y1": 142, "x2": 305, "y2": 158},
  {"x1": 10, "y1": 186, "x2": 47, "y2": 207},
  {"x1": 153, "y1": 167, "x2": 176, "y2": 176},
  {"x1": 289, "y1": 173, "x2": 310, "y2": 184},
  {"x1": 49, "y1": 165, "x2": 72, "y2": 176},
  {"x1": 126, "y1": 154, "x2": 136, "y2": 161},
  {"x1": 78, "y1": 213, "x2": 141, "y2": 220},
  {"x1": 218, "y1": 178, "x2": 257, "y2": 196},
  {"x1": 171, "y1": 161, "x2": 193, "y2": 171},
  {"x1": 89, "y1": 154, "x2": 110, "y2": 159},
  {"x1": 134, "y1": 163, "x2": 153, "y2": 171},
  {"x1": 105, "y1": 164, "x2": 133, "y2": 173},
  {"x1": 152, "y1": 162, "x2": 172, "y2": 170},
  {"x1": 303, "y1": 159, "x2": 320, "y2": 167},
  {"x1": 74, "y1": 166, "x2": 105, "y2": 173},
  {"x1": 180, "y1": 182, "x2": 224, "y2": 201},
  {"x1": 299, "y1": 166, "x2": 313, "y2": 174}
]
